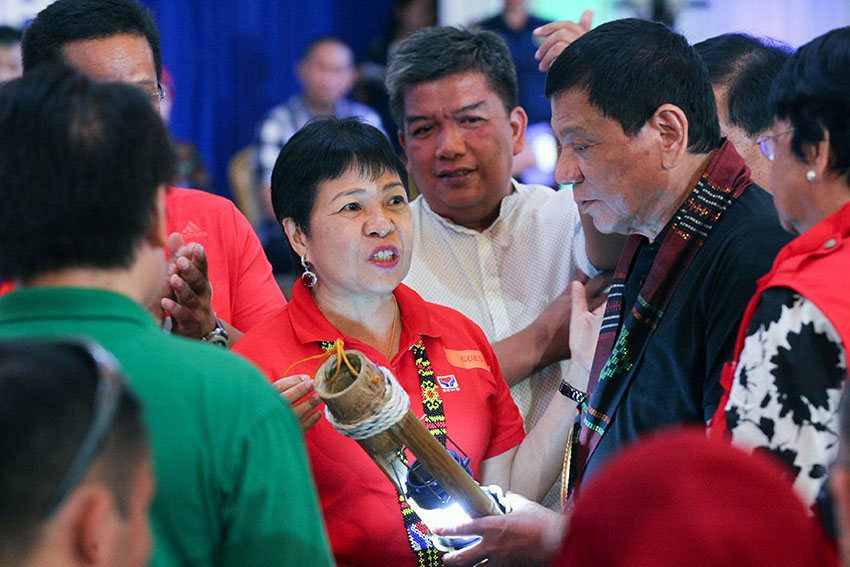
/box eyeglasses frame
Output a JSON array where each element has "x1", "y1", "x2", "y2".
[
  {"x1": 757, "y1": 127, "x2": 795, "y2": 162},
  {"x1": 43, "y1": 338, "x2": 128, "y2": 516}
]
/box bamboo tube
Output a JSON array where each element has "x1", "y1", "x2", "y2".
[{"x1": 315, "y1": 350, "x2": 502, "y2": 518}]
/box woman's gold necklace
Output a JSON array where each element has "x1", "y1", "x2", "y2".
[{"x1": 382, "y1": 297, "x2": 400, "y2": 361}]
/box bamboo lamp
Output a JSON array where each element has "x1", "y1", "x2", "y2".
[{"x1": 314, "y1": 349, "x2": 503, "y2": 519}]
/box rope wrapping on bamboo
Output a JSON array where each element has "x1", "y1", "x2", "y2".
[{"x1": 323, "y1": 365, "x2": 410, "y2": 440}]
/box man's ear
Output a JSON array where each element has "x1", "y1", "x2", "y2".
[
  {"x1": 68, "y1": 486, "x2": 117, "y2": 566},
  {"x1": 649, "y1": 104, "x2": 689, "y2": 169},
  {"x1": 509, "y1": 106, "x2": 528, "y2": 157},
  {"x1": 282, "y1": 218, "x2": 308, "y2": 260},
  {"x1": 146, "y1": 185, "x2": 168, "y2": 249}
]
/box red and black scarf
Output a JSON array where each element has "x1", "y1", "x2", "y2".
[{"x1": 563, "y1": 141, "x2": 753, "y2": 501}]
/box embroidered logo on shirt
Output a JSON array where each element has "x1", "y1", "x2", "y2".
[
  {"x1": 444, "y1": 348, "x2": 491, "y2": 372},
  {"x1": 437, "y1": 374, "x2": 459, "y2": 392},
  {"x1": 181, "y1": 221, "x2": 208, "y2": 240}
]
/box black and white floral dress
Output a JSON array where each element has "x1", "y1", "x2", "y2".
[{"x1": 724, "y1": 288, "x2": 846, "y2": 507}]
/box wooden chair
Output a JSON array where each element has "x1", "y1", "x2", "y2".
[{"x1": 227, "y1": 146, "x2": 261, "y2": 227}]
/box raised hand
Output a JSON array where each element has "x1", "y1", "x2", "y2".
[{"x1": 533, "y1": 9, "x2": 593, "y2": 71}]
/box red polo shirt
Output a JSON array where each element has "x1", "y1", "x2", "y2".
[
  {"x1": 165, "y1": 187, "x2": 285, "y2": 332},
  {"x1": 234, "y1": 281, "x2": 525, "y2": 567}
]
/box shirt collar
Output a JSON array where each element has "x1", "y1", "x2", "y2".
[
  {"x1": 649, "y1": 141, "x2": 747, "y2": 245},
  {"x1": 287, "y1": 280, "x2": 447, "y2": 351},
  {"x1": 417, "y1": 178, "x2": 522, "y2": 236},
  {"x1": 0, "y1": 287, "x2": 158, "y2": 329}
]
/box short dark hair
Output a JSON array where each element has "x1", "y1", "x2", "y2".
[
  {"x1": 770, "y1": 26, "x2": 850, "y2": 180},
  {"x1": 0, "y1": 64, "x2": 177, "y2": 282},
  {"x1": 271, "y1": 117, "x2": 408, "y2": 234},
  {"x1": 300, "y1": 35, "x2": 351, "y2": 62},
  {"x1": 694, "y1": 33, "x2": 793, "y2": 136},
  {"x1": 0, "y1": 26, "x2": 22, "y2": 47},
  {"x1": 21, "y1": 0, "x2": 163, "y2": 81},
  {"x1": 385, "y1": 26, "x2": 518, "y2": 127},
  {"x1": 0, "y1": 339, "x2": 146, "y2": 562},
  {"x1": 545, "y1": 18, "x2": 721, "y2": 153}
]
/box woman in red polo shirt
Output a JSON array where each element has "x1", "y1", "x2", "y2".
[{"x1": 234, "y1": 117, "x2": 582, "y2": 567}]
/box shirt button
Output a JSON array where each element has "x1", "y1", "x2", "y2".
[{"x1": 824, "y1": 238, "x2": 838, "y2": 249}]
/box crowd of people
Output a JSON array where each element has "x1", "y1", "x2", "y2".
[{"x1": 1, "y1": 1, "x2": 850, "y2": 566}]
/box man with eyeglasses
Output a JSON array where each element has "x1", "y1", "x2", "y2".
[
  {"x1": 21, "y1": 0, "x2": 287, "y2": 348},
  {"x1": 0, "y1": 339, "x2": 152, "y2": 567},
  {"x1": 0, "y1": 65, "x2": 332, "y2": 567}
]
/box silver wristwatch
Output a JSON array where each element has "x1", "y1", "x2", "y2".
[{"x1": 201, "y1": 317, "x2": 229, "y2": 348}]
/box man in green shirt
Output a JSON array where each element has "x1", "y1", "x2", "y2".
[{"x1": 0, "y1": 65, "x2": 332, "y2": 567}]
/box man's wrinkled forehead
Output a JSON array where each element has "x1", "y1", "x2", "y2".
[
  {"x1": 403, "y1": 70, "x2": 508, "y2": 113},
  {"x1": 551, "y1": 88, "x2": 602, "y2": 133}
]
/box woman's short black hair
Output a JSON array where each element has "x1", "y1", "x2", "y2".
[
  {"x1": 770, "y1": 26, "x2": 850, "y2": 179},
  {"x1": 270, "y1": 117, "x2": 407, "y2": 235}
]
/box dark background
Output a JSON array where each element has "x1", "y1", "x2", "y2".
[{"x1": 139, "y1": 0, "x2": 397, "y2": 199}]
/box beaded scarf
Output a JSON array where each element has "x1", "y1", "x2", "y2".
[{"x1": 562, "y1": 141, "x2": 753, "y2": 502}]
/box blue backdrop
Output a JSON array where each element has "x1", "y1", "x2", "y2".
[{"x1": 139, "y1": 0, "x2": 396, "y2": 198}]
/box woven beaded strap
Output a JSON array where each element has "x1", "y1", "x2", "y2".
[{"x1": 320, "y1": 338, "x2": 446, "y2": 566}]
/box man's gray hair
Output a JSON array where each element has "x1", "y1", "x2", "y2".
[{"x1": 385, "y1": 26, "x2": 518, "y2": 127}]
